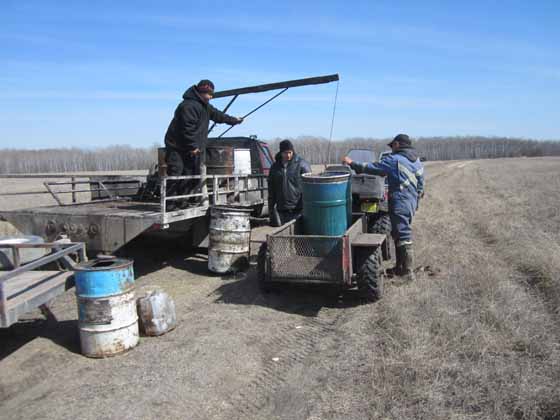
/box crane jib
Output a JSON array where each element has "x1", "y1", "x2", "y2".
[{"x1": 212, "y1": 74, "x2": 339, "y2": 98}]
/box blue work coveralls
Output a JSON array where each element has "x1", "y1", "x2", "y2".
[{"x1": 351, "y1": 148, "x2": 424, "y2": 245}]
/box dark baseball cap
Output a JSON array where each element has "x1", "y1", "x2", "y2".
[{"x1": 388, "y1": 133, "x2": 412, "y2": 147}]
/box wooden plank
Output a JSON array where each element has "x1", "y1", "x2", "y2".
[{"x1": 352, "y1": 233, "x2": 386, "y2": 247}]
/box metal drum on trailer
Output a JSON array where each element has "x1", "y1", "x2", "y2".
[
  {"x1": 302, "y1": 172, "x2": 351, "y2": 236},
  {"x1": 233, "y1": 148, "x2": 252, "y2": 175},
  {"x1": 74, "y1": 257, "x2": 139, "y2": 358},
  {"x1": 208, "y1": 206, "x2": 252, "y2": 274},
  {"x1": 206, "y1": 145, "x2": 234, "y2": 175}
]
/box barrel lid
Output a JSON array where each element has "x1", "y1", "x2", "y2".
[
  {"x1": 302, "y1": 172, "x2": 350, "y2": 184},
  {"x1": 75, "y1": 258, "x2": 133, "y2": 271}
]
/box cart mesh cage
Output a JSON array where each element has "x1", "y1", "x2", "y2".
[{"x1": 268, "y1": 235, "x2": 343, "y2": 282}]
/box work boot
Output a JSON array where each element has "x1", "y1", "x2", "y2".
[
  {"x1": 401, "y1": 243, "x2": 416, "y2": 282},
  {"x1": 387, "y1": 241, "x2": 404, "y2": 276}
]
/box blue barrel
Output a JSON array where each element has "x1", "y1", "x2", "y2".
[
  {"x1": 302, "y1": 172, "x2": 351, "y2": 236},
  {"x1": 74, "y1": 258, "x2": 139, "y2": 358}
]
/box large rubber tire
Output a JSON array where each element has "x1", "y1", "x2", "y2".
[
  {"x1": 367, "y1": 213, "x2": 391, "y2": 235},
  {"x1": 368, "y1": 213, "x2": 392, "y2": 261},
  {"x1": 357, "y1": 247, "x2": 385, "y2": 302}
]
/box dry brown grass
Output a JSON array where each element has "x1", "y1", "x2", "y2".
[{"x1": 360, "y1": 158, "x2": 560, "y2": 419}]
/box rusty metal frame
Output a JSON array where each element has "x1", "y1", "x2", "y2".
[
  {"x1": 0, "y1": 241, "x2": 87, "y2": 328},
  {"x1": 159, "y1": 173, "x2": 267, "y2": 225},
  {"x1": 262, "y1": 215, "x2": 385, "y2": 287}
]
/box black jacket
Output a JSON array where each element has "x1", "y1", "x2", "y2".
[
  {"x1": 164, "y1": 86, "x2": 238, "y2": 152},
  {"x1": 268, "y1": 152, "x2": 312, "y2": 212}
]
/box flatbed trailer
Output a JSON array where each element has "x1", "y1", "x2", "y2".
[{"x1": 0, "y1": 173, "x2": 266, "y2": 254}]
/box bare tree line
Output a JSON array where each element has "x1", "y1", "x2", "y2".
[
  {"x1": 0, "y1": 145, "x2": 159, "y2": 174},
  {"x1": 0, "y1": 136, "x2": 559, "y2": 173},
  {"x1": 268, "y1": 136, "x2": 560, "y2": 164}
]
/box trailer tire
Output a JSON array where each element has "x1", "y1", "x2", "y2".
[{"x1": 357, "y1": 247, "x2": 384, "y2": 302}]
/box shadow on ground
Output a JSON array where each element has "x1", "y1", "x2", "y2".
[
  {"x1": 212, "y1": 267, "x2": 369, "y2": 317},
  {"x1": 118, "y1": 234, "x2": 210, "y2": 278},
  {"x1": 0, "y1": 319, "x2": 80, "y2": 360}
]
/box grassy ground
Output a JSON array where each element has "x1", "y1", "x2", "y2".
[{"x1": 1, "y1": 158, "x2": 559, "y2": 419}]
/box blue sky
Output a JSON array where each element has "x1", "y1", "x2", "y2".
[{"x1": 1, "y1": 0, "x2": 559, "y2": 149}]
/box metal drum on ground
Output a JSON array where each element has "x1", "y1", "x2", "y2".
[
  {"x1": 208, "y1": 206, "x2": 252, "y2": 274},
  {"x1": 302, "y1": 172, "x2": 351, "y2": 236},
  {"x1": 74, "y1": 258, "x2": 139, "y2": 358}
]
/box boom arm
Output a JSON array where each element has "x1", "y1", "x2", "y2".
[{"x1": 213, "y1": 74, "x2": 339, "y2": 98}]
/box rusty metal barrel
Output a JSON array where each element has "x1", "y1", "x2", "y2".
[
  {"x1": 206, "y1": 145, "x2": 234, "y2": 175},
  {"x1": 208, "y1": 206, "x2": 252, "y2": 274},
  {"x1": 74, "y1": 258, "x2": 139, "y2": 358}
]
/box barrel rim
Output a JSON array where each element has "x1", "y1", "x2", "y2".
[
  {"x1": 211, "y1": 205, "x2": 253, "y2": 214},
  {"x1": 75, "y1": 258, "x2": 133, "y2": 271},
  {"x1": 302, "y1": 172, "x2": 350, "y2": 183}
]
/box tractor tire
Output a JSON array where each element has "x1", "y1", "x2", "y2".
[
  {"x1": 357, "y1": 247, "x2": 385, "y2": 302},
  {"x1": 368, "y1": 213, "x2": 391, "y2": 235},
  {"x1": 368, "y1": 213, "x2": 392, "y2": 260}
]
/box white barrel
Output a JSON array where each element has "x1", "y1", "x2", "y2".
[
  {"x1": 208, "y1": 206, "x2": 252, "y2": 274},
  {"x1": 78, "y1": 292, "x2": 139, "y2": 357},
  {"x1": 234, "y1": 148, "x2": 252, "y2": 175}
]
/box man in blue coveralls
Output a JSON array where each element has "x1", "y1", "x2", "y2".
[{"x1": 343, "y1": 134, "x2": 424, "y2": 282}]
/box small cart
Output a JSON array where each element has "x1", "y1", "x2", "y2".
[{"x1": 257, "y1": 214, "x2": 388, "y2": 301}]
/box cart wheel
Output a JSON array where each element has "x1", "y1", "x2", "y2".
[
  {"x1": 357, "y1": 247, "x2": 384, "y2": 302},
  {"x1": 257, "y1": 243, "x2": 272, "y2": 293}
]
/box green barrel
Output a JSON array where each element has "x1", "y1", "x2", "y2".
[{"x1": 302, "y1": 172, "x2": 351, "y2": 236}]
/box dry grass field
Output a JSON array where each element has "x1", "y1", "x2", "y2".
[{"x1": 1, "y1": 158, "x2": 559, "y2": 420}]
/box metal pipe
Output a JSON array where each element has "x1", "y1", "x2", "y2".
[
  {"x1": 209, "y1": 94, "x2": 239, "y2": 134},
  {"x1": 218, "y1": 88, "x2": 289, "y2": 138}
]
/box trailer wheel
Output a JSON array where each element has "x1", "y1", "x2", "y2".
[
  {"x1": 257, "y1": 243, "x2": 272, "y2": 292},
  {"x1": 357, "y1": 247, "x2": 384, "y2": 302}
]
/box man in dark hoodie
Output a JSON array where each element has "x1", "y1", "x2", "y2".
[
  {"x1": 343, "y1": 134, "x2": 425, "y2": 282},
  {"x1": 268, "y1": 140, "x2": 312, "y2": 226},
  {"x1": 164, "y1": 79, "x2": 243, "y2": 210}
]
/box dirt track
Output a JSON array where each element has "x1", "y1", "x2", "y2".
[{"x1": 1, "y1": 158, "x2": 560, "y2": 420}]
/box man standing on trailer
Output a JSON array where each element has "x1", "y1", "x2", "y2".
[
  {"x1": 268, "y1": 140, "x2": 312, "y2": 226},
  {"x1": 342, "y1": 134, "x2": 424, "y2": 282},
  {"x1": 164, "y1": 80, "x2": 243, "y2": 211}
]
